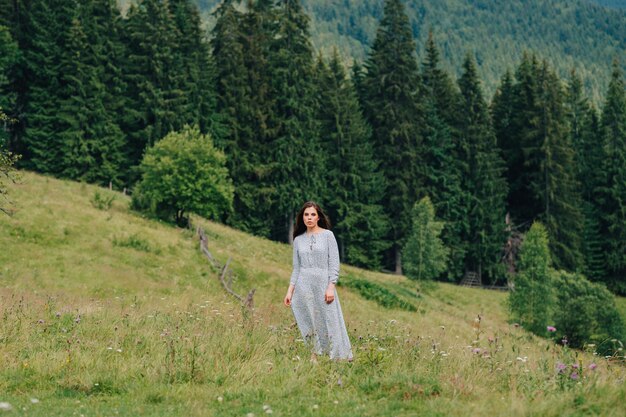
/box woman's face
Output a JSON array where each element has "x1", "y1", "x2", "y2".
[{"x1": 303, "y1": 206, "x2": 319, "y2": 229}]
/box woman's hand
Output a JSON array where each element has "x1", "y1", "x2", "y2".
[
  {"x1": 325, "y1": 283, "x2": 335, "y2": 304},
  {"x1": 284, "y1": 284, "x2": 295, "y2": 307}
]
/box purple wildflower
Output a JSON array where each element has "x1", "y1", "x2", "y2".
[
  {"x1": 556, "y1": 363, "x2": 567, "y2": 373},
  {"x1": 570, "y1": 372, "x2": 579, "y2": 380},
  {"x1": 571, "y1": 363, "x2": 580, "y2": 369},
  {"x1": 472, "y1": 348, "x2": 482, "y2": 354},
  {"x1": 547, "y1": 326, "x2": 556, "y2": 332},
  {"x1": 588, "y1": 363, "x2": 597, "y2": 370}
]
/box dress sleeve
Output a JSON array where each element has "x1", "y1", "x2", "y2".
[
  {"x1": 327, "y1": 231, "x2": 340, "y2": 284},
  {"x1": 289, "y1": 238, "x2": 300, "y2": 286}
]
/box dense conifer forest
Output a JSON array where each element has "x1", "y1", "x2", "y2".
[
  {"x1": 1, "y1": 0, "x2": 624, "y2": 295},
  {"x1": 186, "y1": 0, "x2": 626, "y2": 103}
]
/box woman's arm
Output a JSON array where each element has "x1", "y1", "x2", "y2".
[
  {"x1": 325, "y1": 232, "x2": 340, "y2": 304},
  {"x1": 285, "y1": 238, "x2": 300, "y2": 306}
]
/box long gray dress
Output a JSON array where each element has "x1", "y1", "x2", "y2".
[{"x1": 290, "y1": 229, "x2": 353, "y2": 360}]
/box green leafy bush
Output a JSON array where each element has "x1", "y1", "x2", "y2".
[
  {"x1": 343, "y1": 278, "x2": 416, "y2": 311},
  {"x1": 132, "y1": 126, "x2": 234, "y2": 226},
  {"x1": 551, "y1": 270, "x2": 624, "y2": 353}
]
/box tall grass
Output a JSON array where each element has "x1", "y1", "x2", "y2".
[{"x1": 0, "y1": 172, "x2": 624, "y2": 416}]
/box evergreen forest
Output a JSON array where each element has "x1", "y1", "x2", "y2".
[
  {"x1": 170, "y1": 0, "x2": 626, "y2": 103},
  {"x1": 1, "y1": 0, "x2": 625, "y2": 295}
]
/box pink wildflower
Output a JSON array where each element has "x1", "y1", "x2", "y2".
[
  {"x1": 547, "y1": 326, "x2": 556, "y2": 332},
  {"x1": 588, "y1": 363, "x2": 597, "y2": 370}
]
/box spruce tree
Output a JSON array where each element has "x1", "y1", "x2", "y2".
[
  {"x1": 509, "y1": 222, "x2": 553, "y2": 337},
  {"x1": 211, "y1": 0, "x2": 276, "y2": 236},
  {"x1": 0, "y1": 0, "x2": 29, "y2": 154},
  {"x1": 598, "y1": 59, "x2": 626, "y2": 293},
  {"x1": 56, "y1": 13, "x2": 125, "y2": 185},
  {"x1": 501, "y1": 54, "x2": 584, "y2": 271},
  {"x1": 532, "y1": 61, "x2": 584, "y2": 271},
  {"x1": 315, "y1": 50, "x2": 389, "y2": 269},
  {"x1": 120, "y1": 0, "x2": 185, "y2": 176},
  {"x1": 19, "y1": 0, "x2": 76, "y2": 174},
  {"x1": 566, "y1": 70, "x2": 606, "y2": 281},
  {"x1": 402, "y1": 196, "x2": 449, "y2": 281},
  {"x1": 419, "y1": 34, "x2": 466, "y2": 280},
  {"x1": 361, "y1": 0, "x2": 422, "y2": 273},
  {"x1": 491, "y1": 69, "x2": 516, "y2": 203},
  {"x1": 211, "y1": 0, "x2": 252, "y2": 229},
  {"x1": 269, "y1": 0, "x2": 323, "y2": 242},
  {"x1": 239, "y1": 0, "x2": 281, "y2": 236},
  {"x1": 168, "y1": 0, "x2": 222, "y2": 138},
  {"x1": 458, "y1": 54, "x2": 508, "y2": 283},
  {"x1": 507, "y1": 53, "x2": 542, "y2": 223},
  {"x1": 0, "y1": 25, "x2": 18, "y2": 147}
]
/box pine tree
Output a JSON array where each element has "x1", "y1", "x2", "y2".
[
  {"x1": 361, "y1": 0, "x2": 422, "y2": 273},
  {"x1": 269, "y1": 0, "x2": 323, "y2": 242},
  {"x1": 598, "y1": 59, "x2": 626, "y2": 294},
  {"x1": 419, "y1": 34, "x2": 466, "y2": 280},
  {"x1": 457, "y1": 54, "x2": 508, "y2": 283},
  {"x1": 315, "y1": 50, "x2": 389, "y2": 269}
]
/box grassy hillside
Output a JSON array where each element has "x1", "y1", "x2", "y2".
[{"x1": 0, "y1": 171, "x2": 625, "y2": 416}]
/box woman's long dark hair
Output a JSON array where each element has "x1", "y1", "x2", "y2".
[{"x1": 293, "y1": 201, "x2": 332, "y2": 240}]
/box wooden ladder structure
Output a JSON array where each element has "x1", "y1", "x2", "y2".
[{"x1": 460, "y1": 271, "x2": 482, "y2": 288}]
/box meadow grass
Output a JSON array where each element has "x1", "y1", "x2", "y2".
[{"x1": 0, "y1": 171, "x2": 624, "y2": 417}]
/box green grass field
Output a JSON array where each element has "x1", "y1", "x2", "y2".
[{"x1": 0, "y1": 172, "x2": 624, "y2": 416}]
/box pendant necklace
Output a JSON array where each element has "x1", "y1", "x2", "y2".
[{"x1": 308, "y1": 232, "x2": 316, "y2": 251}]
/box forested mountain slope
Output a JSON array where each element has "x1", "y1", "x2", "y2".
[
  {"x1": 188, "y1": 0, "x2": 626, "y2": 102},
  {"x1": 589, "y1": 0, "x2": 626, "y2": 8}
]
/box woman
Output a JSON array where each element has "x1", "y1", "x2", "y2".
[{"x1": 284, "y1": 201, "x2": 353, "y2": 361}]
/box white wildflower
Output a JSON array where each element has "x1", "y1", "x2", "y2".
[{"x1": 0, "y1": 403, "x2": 12, "y2": 411}]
